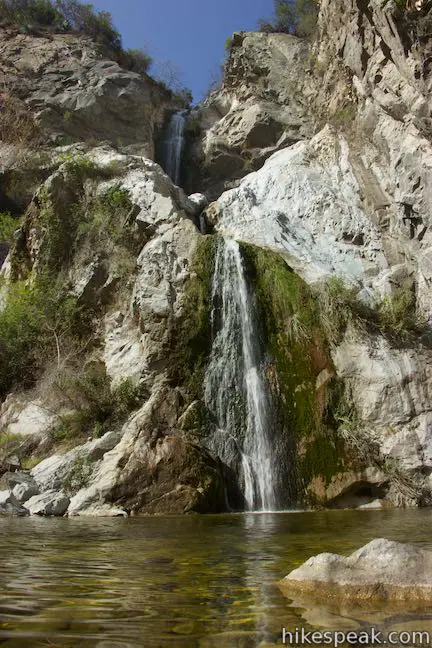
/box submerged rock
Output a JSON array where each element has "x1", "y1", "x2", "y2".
[{"x1": 279, "y1": 539, "x2": 432, "y2": 602}]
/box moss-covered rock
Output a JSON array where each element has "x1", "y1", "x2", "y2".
[
  {"x1": 240, "y1": 243, "x2": 351, "y2": 503},
  {"x1": 169, "y1": 235, "x2": 215, "y2": 404}
]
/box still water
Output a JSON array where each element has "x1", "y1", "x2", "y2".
[{"x1": 1, "y1": 509, "x2": 432, "y2": 647}]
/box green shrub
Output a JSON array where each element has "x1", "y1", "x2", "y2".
[
  {"x1": 0, "y1": 0, "x2": 63, "y2": 28},
  {"x1": 0, "y1": 212, "x2": 19, "y2": 243},
  {"x1": 113, "y1": 378, "x2": 143, "y2": 418},
  {"x1": 377, "y1": 288, "x2": 425, "y2": 339},
  {"x1": 317, "y1": 278, "x2": 427, "y2": 344},
  {"x1": 0, "y1": 276, "x2": 89, "y2": 397},
  {"x1": 76, "y1": 184, "x2": 136, "y2": 252},
  {"x1": 62, "y1": 456, "x2": 92, "y2": 494},
  {"x1": 119, "y1": 48, "x2": 152, "y2": 74},
  {"x1": 259, "y1": 0, "x2": 319, "y2": 37},
  {"x1": 316, "y1": 276, "x2": 361, "y2": 344},
  {"x1": 54, "y1": 0, "x2": 121, "y2": 50},
  {"x1": 0, "y1": 1, "x2": 152, "y2": 72},
  {"x1": 331, "y1": 103, "x2": 357, "y2": 127},
  {"x1": 51, "y1": 369, "x2": 144, "y2": 444},
  {"x1": 225, "y1": 35, "x2": 233, "y2": 51}
]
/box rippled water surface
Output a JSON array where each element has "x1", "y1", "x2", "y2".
[{"x1": 1, "y1": 509, "x2": 432, "y2": 647}]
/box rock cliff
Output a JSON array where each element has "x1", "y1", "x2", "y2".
[
  {"x1": 196, "y1": 0, "x2": 432, "y2": 507},
  {"x1": 1, "y1": 0, "x2": 432, "y2": 516}
]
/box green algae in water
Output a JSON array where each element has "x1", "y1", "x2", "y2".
[{"x1": 1, "y1": 510, "x2": 432, "y2": 647}]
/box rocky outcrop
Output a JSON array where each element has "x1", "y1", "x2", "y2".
[
  {"x1": 1, "y1": 0, "x2": 432, "y2": 514},
  {"x1": 0, "y1": 144, "x2": 223, "y2": 516},
  {"x1": 210, "y1": 126, "x2": 388, "y2": 290},
  {"x1": 0, "y1": 26, "x2": 183, "y2": 225},
  {"x1": 0, "y1": 28, "x2": 178, "y2": 156},
  {"x1": 279, "y1": 539, "x2": 432, "y2": 602},
  {"x1": 0, "y1": 490, "x2": 29, "y2": 516},
  {"x1": 186, "y1": 32, "x2": 315, "y2": 197},
  {"x1": 311, "y1": 0, "x2": 432, "y2": 315},
  {"x1": 199, "y1": 1, "x2": 432, "y2": 507}
]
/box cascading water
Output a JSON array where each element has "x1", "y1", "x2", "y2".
[
  {"x1": 204, "y1": 238, "x2": 278, "y2": 512},
  {"x1": 162, "y1": 110, "x2": 187, "y2": 186}
]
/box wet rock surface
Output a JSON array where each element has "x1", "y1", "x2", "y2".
[{"x1": 279, "y1": 539, "x2": 432, "y2": 602}]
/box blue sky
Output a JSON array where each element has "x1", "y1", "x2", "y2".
[{"x1": 91, "y1": 0, "x2": 274, "y2": 102}]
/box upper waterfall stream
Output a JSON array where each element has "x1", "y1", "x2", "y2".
[
  {"x1": 204, "y1": 238, "x2": 278, "y2": 512},
  {"x1": 162, "y1": 110, "x2": 187, "y2": 186}
]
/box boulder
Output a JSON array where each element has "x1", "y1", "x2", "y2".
[
  {"x1": 68, "y1": 386, "x2": 226, "y2": 516},
  {"x1": 279, "y1": 539, "x2": 432, "y2": 602},
  {"x1": 25, "y1": 491, "x2": 70, "y2": 517},
  {"x1": 31, "y1": 430, "x2": 122, "y2": 492},
  {"x1": 2, "y1": 472, "x2": 40, "y2": 503},
  {"x1": 0, "y1": 490, "x2": 29, "y2": 516},
  {"x1": 187, "y1": 192, "x2": 208, "y2": 215}
]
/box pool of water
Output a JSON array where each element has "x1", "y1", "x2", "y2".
[{"x1": 1, "y1": 508, "x2": 432, "y2": 647}]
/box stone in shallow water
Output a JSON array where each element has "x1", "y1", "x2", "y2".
[
  {"x1": 2, "y1": 471, "x2": 40, "y2": 503},
  {"x1": 0, "y1": 490, "x2": 29, "y2": 516},
  {"x1": 279, "y1": 538, "x2": 432, "y2": 602},
  {"x1": 25, "y1": 490, "x2": 70, "y2": 517}
]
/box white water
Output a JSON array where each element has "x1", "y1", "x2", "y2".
[
  {"x1": 163, "y1": 110, "x2": 187, "y2": 185},
  {"x1": 204, "y1": 238, "x2": 277, "y2": 512}
]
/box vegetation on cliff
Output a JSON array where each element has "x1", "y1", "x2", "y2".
[
  {"x1": 259, "y1": 0, "x2": 319, "y2": 37},
  {"x1": 240, "y1": 243, "x2": 349, "y2": 501},
  {"x1": 0, "y1": 0, "x2": 153, "y2": 73},
  {"x1": 0, "y1": 276, "x2": 91, "y2": 398},
  {"x1": 170, "y1": 236, "x2": 215, "y2": 404}
]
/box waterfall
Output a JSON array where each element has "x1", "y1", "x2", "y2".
[
  {"x1": 204, "y1": 238, "x2": 278, "y2": 512},
  {"x1": 162, "y1": 110, "x2": 187, "y2": 186}
]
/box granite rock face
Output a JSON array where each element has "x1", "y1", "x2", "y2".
[
  {"x1": 198, "y1": 1, "x2": 432, "y2": 506},
  {"x1": 0, "y1": 28, "x2": 179, "y2": 156},
  {"x1": 0, "y1": 145, "x2": 223, "y2": 516},
  {"x1": 211, "y1": 127, "x2": 388, "y2": 290},
  {"x1": 2, "y1": 1, "x2": 432, "y2": 514},
  {"x1": 186, "y1": 32, "x2": 315, "y2": 197}
]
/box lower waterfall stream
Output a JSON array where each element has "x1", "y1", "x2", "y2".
[{"x1": 204, "y1": 238, "x2": 278, "y2": 511}]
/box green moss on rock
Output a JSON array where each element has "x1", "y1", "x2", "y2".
[
  {"x1": 240, "y1": 243, "x2": 349, "y2": 500},
  {"x1": 170, "y1": 235, "x2": 215, "y2": 404}
]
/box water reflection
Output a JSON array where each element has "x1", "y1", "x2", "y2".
[{"x1": 0, "y1": 510, "x2": 432, "y2": 646}]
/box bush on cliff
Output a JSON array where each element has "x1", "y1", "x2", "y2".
[
  {"x1": 0, "y1": 276, "x2": 92, "y2": 398},
  {"x1": 259, "y1": 0, "x2": 319, "y2": 38},
  {"x1": 0, "y1": 0, "x2": 152, "y2": 72}
]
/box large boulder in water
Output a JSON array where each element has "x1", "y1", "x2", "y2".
[
  {"x1": 25, "y1": 491, "x2": 70, "y2": 517},
  {"x1": 279, "y1": 539, "x2": 432, "y2": 602},
  {"x1": 0, "y1": 490, "x2": 29, "y2": 516}
]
